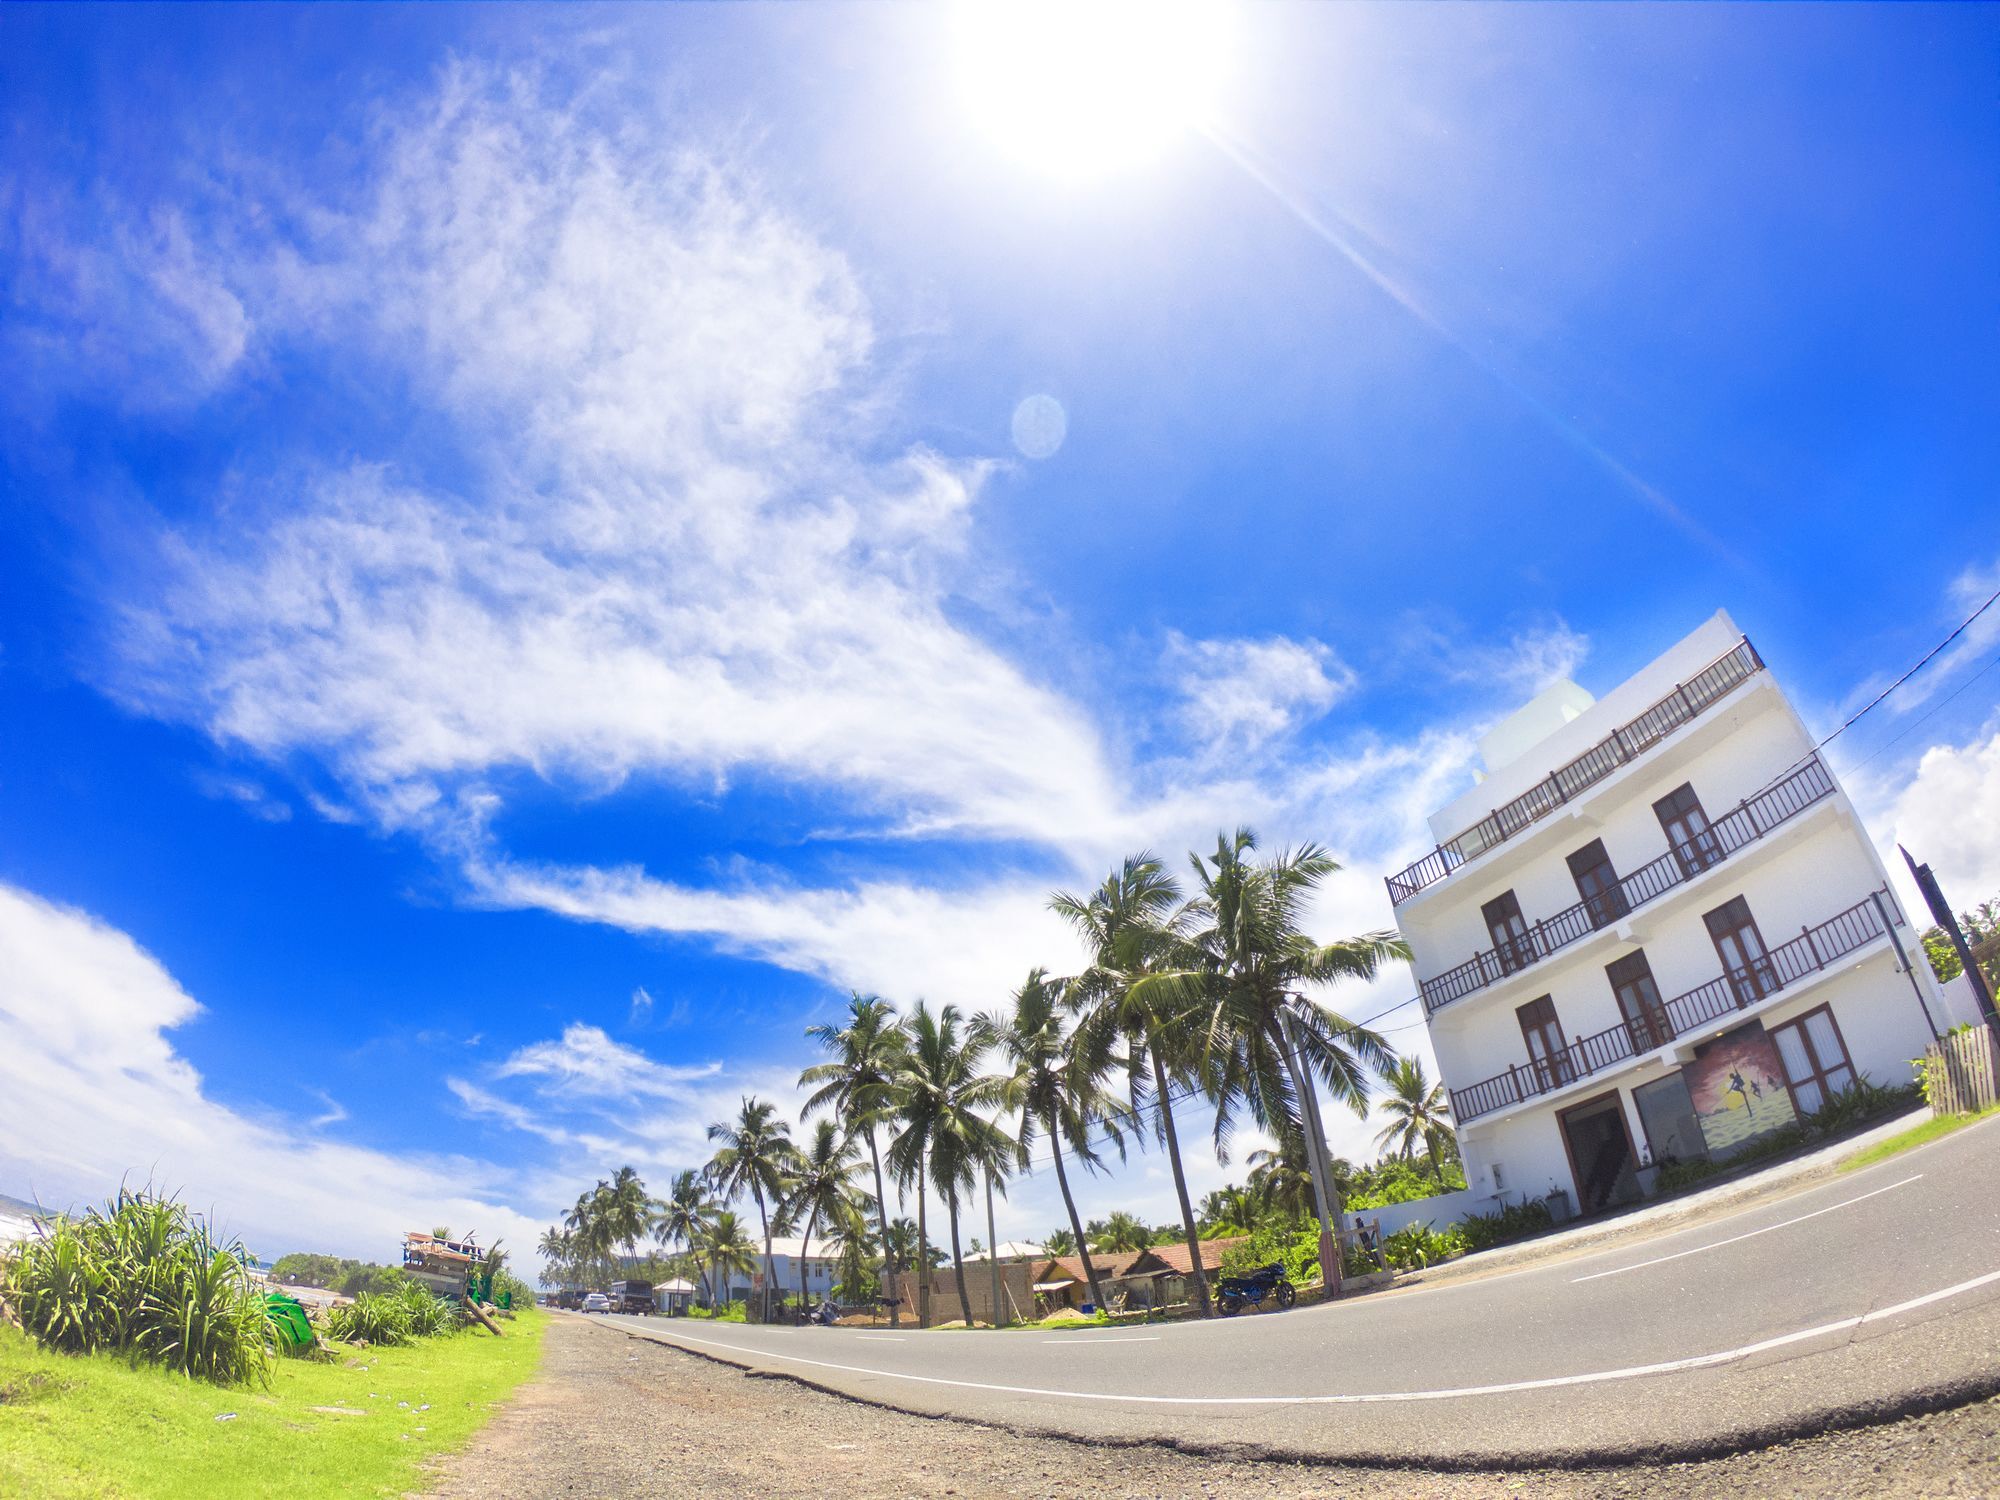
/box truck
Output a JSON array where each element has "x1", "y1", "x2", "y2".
[{"x1": 609, "y1": 1279, "x2": 655, "y2": 1315}]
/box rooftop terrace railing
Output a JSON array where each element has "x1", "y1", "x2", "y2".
[
  {"x1": 1448, "y1": 889, "x2": 1900, "y2": 1124},
  {"x1": 1387, "y1": 638, "x2": 1765, "y2": 907},
  {"x1": 1417, "y1": 756, "x2": 1836, "y2": 1016}
]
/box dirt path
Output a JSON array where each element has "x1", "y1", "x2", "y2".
[{"x1": 425, "y1": 1314, "x2": 2000, "y2": 1498}]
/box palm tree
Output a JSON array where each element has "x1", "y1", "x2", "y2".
[
  {"x1": 699, "y1": 1209, "x2": 758, "y2": 1310},
  {"x1": 1198, "y1": 1187, "x2": 1259, "y2": 1236},
  {"x1": 1043, "y1": 1227, "x2": 1077, "y2": 1256},
  {"x1": 888, "y1": 1002, "x2": 1008, "y2": 1326},
  {"x1": 1245, "y1": 1138, "x2": 1319, "y2": 1224},
  {"x1": 1189, "y1": 828, "x2": 1406, "y2": 1292},
  {"x1": 800, "y1": 993, "x2": 909, "y2": 1326},
  {"x1": 652, "y1": 1169, "x2": 714, "y2": 1296},
  {"x1": 537, "y1": 1226, "x2": 578, "y2": 1293},
  {"x1": 1089, "y1": 1210, "x2": 1153, "y2": 1254},
  {"x1": 989, "y1": 968, "x2": 1125, "y2": 1312},
  {"x1": 706, "y1": 1098, "x2": 800, "y2": 1322},
  {"x1": 565, "y1": 1181, "x2": 614, "y2": 1286},
  {"x1": 1055, "y1": 855, "x2": 1215, "y2": 1317},
  {"x1": 881, "y1": 1216, "x2": 934, "y2": 1282},
  {"x1": 779, "y1": 1120, "x2": 869, "y2": 1311},
  {"x1": 1374, "y1": 1057, "x2": 1455, "y2": 1177},
  {"x1": 603, "y1": 1165, "x2": 651, "y2": 1271},
  {"x1": 827, "y1": 1199, "x2": 880, "y2": 1304}
]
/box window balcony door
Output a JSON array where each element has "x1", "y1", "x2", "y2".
[
  {"x1": 1704, "y1": 896, "x2": 1778, "y2": 1005},
  {"x1": 1606, "y1": 950, "x2": 1673, "y2": 1052},
  {"x1": 1517, "y1": 995, "x2": 1574, "y2": 1094},
  {"x1": 1568, "y1": 839, "x2": 1630, "y2": 930},
  {"x1": 1655, "y1": 782, "x2": 1722, "y2": 877},
  {"x1": 1483, "y1": 890, "x2": 1534, "y2": 975}
]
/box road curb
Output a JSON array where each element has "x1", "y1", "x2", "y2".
[{"x1": 586, "y1": 1315, "x2": 2000, "y2": 1474}]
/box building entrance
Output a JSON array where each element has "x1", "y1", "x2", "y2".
[{"x1": 1558, "y1": 1092, "x2": 1641, "y2": 1214}]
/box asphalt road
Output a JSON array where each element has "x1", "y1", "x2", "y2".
[{"x1": 602, "y1": 1116, "x2": 2000, "y2": 1465}]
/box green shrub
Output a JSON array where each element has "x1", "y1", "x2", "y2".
[
  {"x1": 1380, "y1": 1221, "x2": 1466, "y2": 1271},
  {"x1": 1458, "y1": 1197, "x2": 1553, "y2": 1254},
  {"x1": 1, "y1": 1188, "x2": 273, "y2": 1385},
  {"x1": 1655, "y1": 1156, "x2": 1723, "y2": 1194},
  {"x1": 323, "y1": 1290, "x2": 415, "y2": 1347},
  {"x1": 1219, "y1": 1224, "x2": 1321, "y2": 1285},
  {"x1": 686, "y1": 1300, "x2": 746, "y2": 1323}
]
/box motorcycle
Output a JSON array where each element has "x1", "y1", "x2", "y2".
[{"x1": 1215, "y1": 1262, "x2": 1296, "y2": 1316}]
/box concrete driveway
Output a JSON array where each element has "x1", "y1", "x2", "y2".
[{"x1": 603, "y1": 1115, "x2": 2000, "y2": 1465}]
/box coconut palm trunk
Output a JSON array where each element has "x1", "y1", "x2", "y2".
[
  {"x1": 915, "y1": 1147, "x2": 931, "y2": 1328},
  {"x1": 751, "y1": 1182, "x2": 777, "y2": 1323},
  {"x1": 867, "y1": 1128, "x2": 898, "y2": 1328},
  {"x1": 797, "y1": 1212, "x2": 817, "y2": 1314},
  {"x1": 946, "y1": 1192, "x2": 975, "y2": 1326},
  {"x1": 1047, "y1": 1124, "x2": 1108, "y2": 1310},
  {"x1": 1147, "y1": 1037, "x2": 1211, "y2": 1316},
  {"x1": 1272, "y1": 1014, "x2": 1342, "y2": 1292}
]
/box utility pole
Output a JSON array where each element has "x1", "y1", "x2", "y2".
[
  {"x1": 1902, "y1": 846, "x2": 1999, "y2": 1027},
  {"x1": 983, "y1": 1165, "x2": 1004, "y2": 1328}
]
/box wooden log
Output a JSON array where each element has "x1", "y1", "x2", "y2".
[{"x1": 462, "y1": 1297, "x2": 504, "y2": 1336}]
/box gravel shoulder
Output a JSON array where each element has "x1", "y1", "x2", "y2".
[{"x1": 423, "y1": 1313, "x2": 2000, "y2": 1499}]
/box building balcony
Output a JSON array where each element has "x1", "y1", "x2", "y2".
[
  {"x1": 1448, "y1": 889, "x2": 1904, "y2": 1124},
  {"x1": 1387, "y1": 638, "x2": 1764, "y2": 907},
  {"x1": 1417, "y1": 755, "x2": 1836, "y2": 1017}
]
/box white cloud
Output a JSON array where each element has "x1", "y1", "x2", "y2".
[
  {"x1": 473, "y1": 853, "x2": 1086, "y2": 1011},
  {"x1": 1887, "y1": 720, "x2": 2000, "y2": 907},
  {"x1": 106, "y1": 64, "x2": 1127, "y2": 852},
  {"x1": 0, "y1": 880, "x2": 545, "y2": 1262},
  {"x1": 1165, "y1": 631, "x2": 1355, "y2": 758},
  {"x1": 491, "y1": 1023, "x2": 720, "y2": 1102}
]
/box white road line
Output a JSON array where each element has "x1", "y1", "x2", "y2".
[
  {"x1": 1041, "y1": 1336, "x2": 1159, "y2": 1344},
  {"x1": 1570, "y1": 1175, "x2": 1924, "y2": 1284},
  {"x1": 854, "y1": 1335, "x2": 906, "y2": 1342},
  {"x1": 638, "y1": 1265, "x2": 2000, "y2": 1406}
]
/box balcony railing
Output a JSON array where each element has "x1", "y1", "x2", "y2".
[
  {"x1": 1387, "y1": 638, "x2": 1765, "y2": 906},
  {"x1": 1417, "y1": 756, "x2": 1837, "y2": 1016},
  {"x1": 1449, "y1": 890, "x2": 1902, "y2": 1123}
]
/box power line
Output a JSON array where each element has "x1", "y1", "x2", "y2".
[{"x1": 1812, "y1": 583, "x2": 2000, "y2": 757}]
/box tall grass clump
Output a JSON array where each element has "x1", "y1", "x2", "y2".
[
  {"x1": 2, "y1": 1188, "x2": 272, "y2": 1385},
  {"x1": 321, "y1": 1282, "x2": 463, "y2": 1346}
]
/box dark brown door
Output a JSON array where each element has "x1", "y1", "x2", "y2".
[
  {"x1": 1482, "y1": 890, "x2": 1533, "y2": 974},
  {"x1": 1517, "y1": 995, "x2": 1572, "y2": 1092},
  {"x1": 1704, "y1": 896, "x2": 1776, "y2": 1004},
  {"x1": 1606, "y1": 950, "x2": 1672, "y2": 1050},
  {"x1": 1567, "y1": 839, "x2": 1629, "y2": 929},
  {"x1": 1654, "y1": 783, "x2": 1721, "y2": 875}
]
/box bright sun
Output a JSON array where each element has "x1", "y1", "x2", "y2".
[{"x1": 952, "y1": 0, "x2": 1229, "y2": 182}]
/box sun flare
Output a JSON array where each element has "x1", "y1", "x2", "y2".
[{"x1": 952, "y1": 0, "x2": 1229, "y2": 182}]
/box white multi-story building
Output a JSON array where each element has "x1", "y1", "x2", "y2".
[{"x1": 1387, "y1": 611, "x2": 1949, "y2": 1219}]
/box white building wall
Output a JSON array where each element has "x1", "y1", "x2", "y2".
[{"x1": 1396, "y1": 611, "x2": 1948, "y2": 1215}]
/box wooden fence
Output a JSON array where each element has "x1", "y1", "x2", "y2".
[{"x1": 1924, "y1": 1024, "x2": 2000, "y2": 1117}]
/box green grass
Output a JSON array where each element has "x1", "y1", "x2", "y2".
[
  {"x1": 1839, "y1": 1107, "x2": 2000, "y2": 1172},
  {"x1": 0, "y1": 1309, "x2": 546, "y2": 1500}
]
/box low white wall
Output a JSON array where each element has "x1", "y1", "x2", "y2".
[
  {"x1": 1940, "y1": 973, "x2": 1993, "y2": 1031},
  {"x1": 1360, "y1": 1186, "x2": 1488, "y2": 1238}
]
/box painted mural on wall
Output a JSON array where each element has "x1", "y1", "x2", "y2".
[{"x1": 1685, "y1": 1022, "x2": 1797, "y2": 1157}]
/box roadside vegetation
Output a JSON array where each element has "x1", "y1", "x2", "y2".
[
  {"x1": 0, "y1": 1306, "x2": 544, "y2": 1499},
  {"x1": 1841, "y1": 1101, "x2": 2000, "y2": 1173},
  {"x1": 538, "y1": 832, "x2": 1964, "y2": 1324},
  {"x1": 0, "y1": 1187, "x2": 543, "y2": 1497},
  {"x1": 541, "y1": 831, "x2": 1469, "y2": 1323}
]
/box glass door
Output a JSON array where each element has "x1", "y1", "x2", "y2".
[
  {"x1": 1654, "y1": 782, "x2": 1721, "y2": 875},
  {"x1": 1567, "y1": 839, "x2": 1629, "y2": 929},
  {"x1": 1517, "y1": 995, "x2": 1573, "y2": 1092},
  {"x1": 1482, "y1": 890, "x2": 1533, "y2": 974},
  {"x1": 1704, "y1": 896, "x2": 1777, "y2": 1004},
  {"x1": 1606, "y1": 949, "x2": 1673, "y2": 1050}
]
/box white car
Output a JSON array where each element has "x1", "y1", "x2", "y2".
[{"x1": 581, "y1": 1292, "x2": 611, "y2": 1314}]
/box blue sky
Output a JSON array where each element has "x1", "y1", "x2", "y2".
[{"x1": 2, "y1": 3, "x2": 1996, "y2": 1262}]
